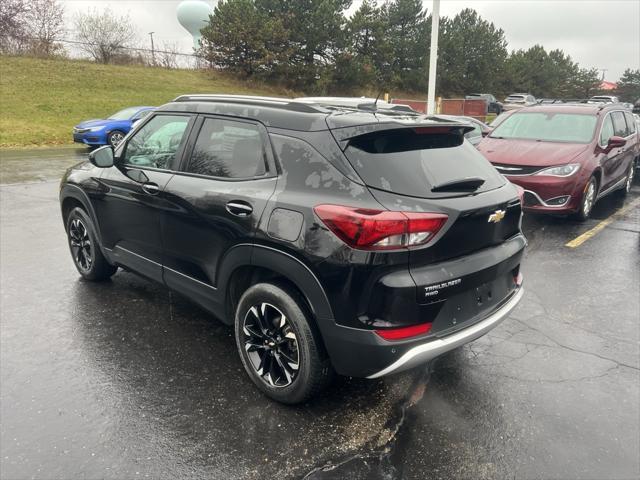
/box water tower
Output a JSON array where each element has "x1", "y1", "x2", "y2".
[{"x1": 177, "y1": 0, "x2": 214, "y2": 50}]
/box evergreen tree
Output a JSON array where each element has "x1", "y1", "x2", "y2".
[
  {"x1": 615, "y1": 69, "x2": 640, "y2": 102},
  {"x1": 438, "y1": 8, "x2": 508, "y2": 96},
  {"x1": 200, "y1": 0, "x2": 289, "y2": 78}
]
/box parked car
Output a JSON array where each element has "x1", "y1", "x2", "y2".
[
  {"x1": 465, "y1": 93, "x2": 503, "y2": 114},
  {"x1": 478, "y1": 104, "x2": 638, "y2": 220},
  {"x1": 73, "y1": 106, "x2": 156, "y2": 147},
  {"x1": 433, "y1": 114, "x2": 491, "y2": 146},
  {"x1": 503, "y1": 93, "x2": 537, "y2": 111},
  {"x1": 60, "y1": 94, "x2": 526, "y2": 404},
  {"x1": 587, "y1": 95, "x2": 620, "y2": 104}
]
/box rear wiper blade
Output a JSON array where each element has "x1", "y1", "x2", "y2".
[{"x1": 431, "y1": 177, "x2": 485, "y2": 193}]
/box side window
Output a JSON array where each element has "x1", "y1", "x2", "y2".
[
  {"x1": 599, "y1": 115, "x2": 614, "y2": 145},
  {"x1": 624, "y1": 112, "x2": 636, "y2": 134},
  {"x1": 122, "y1": 115, "x2": 190, "y2": 169},
  {"x1": 186, "y1": 118, "x2": 267, "y2": 179},
  {"x1": 611, "y1": 111, "x2": 628, "y2": 137},
  {"x1": 133, "y1": 110, "x2": 152, "y2": 121}
]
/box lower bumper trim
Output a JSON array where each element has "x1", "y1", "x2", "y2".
[{"x1": 366, "y1": 287, "x2": 524, "y2": 379}]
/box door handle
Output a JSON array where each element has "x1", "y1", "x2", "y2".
[
  {"x1": 226, "y1": 201, "x2": 253, "y2": 217},
  {"x1": 141, "y1": 182, "x2": 160, "y2": 195}
]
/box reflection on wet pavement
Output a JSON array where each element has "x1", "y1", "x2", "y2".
[{"x1": 0, "y1": 150, "x2": 638, "y2": 479}]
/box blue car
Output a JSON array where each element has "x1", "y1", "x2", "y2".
[{"x1": 73, "y1": 106, "x2": 155, "y2": 147}]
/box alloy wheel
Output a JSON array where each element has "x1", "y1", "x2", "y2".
[
  {"x1": 242, "y1": 303, "x2": 300, "y2": 388},
  {"x1": 582, "y1": 181, "x2": 595, "y2": 217},
  {"x1": 110, "y1": 132, "x2": 124, "y2": 147},
  {"x1": 69, "y1": 218, "x2": 93, "y2": 271}
]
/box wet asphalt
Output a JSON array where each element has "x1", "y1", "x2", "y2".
[{"x1": 1, "y1": 148, "x2": 639, "y2": 480}]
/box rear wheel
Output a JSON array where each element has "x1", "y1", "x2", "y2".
[
  {"x1": 65, "y1": 207, "x2": 117, "y2": 281},
  {"x1": 617, "y1": 164, "x2": 635, "y2": 198},
  {"x1": 234, "y1": 282, "x2": 333, "y2": 404},
  {"x1": 574, "y1": 176, "x2": 597, "y2": 221}
]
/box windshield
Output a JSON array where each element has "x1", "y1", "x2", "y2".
[
  {"x1": 506, "y1": 96, "x2": 525, "y2": 103},
  {"x1": 109, "y1": 107, "x2": 140, "y2": 120},
  {"x1": 491, "y1": 112, "x2": 597, "y2": 143}
]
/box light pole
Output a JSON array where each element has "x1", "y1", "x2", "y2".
[
  {"x1": 149, "y1": 31, "x2": 156, "y2": 66},
  {"x1": 426, "y1": 0, "x2": 440, "y2": 115}
]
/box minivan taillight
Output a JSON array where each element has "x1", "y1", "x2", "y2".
[{"x1": 314, "y1": 205, "x2": 448, "y2": 250}]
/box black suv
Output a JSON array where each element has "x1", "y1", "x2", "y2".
[{"x1": 60, "y1": 95, "x2": 525, "y2": 404}]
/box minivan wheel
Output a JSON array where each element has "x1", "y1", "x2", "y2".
[
  {"x1": 234, "y1": 282, "x2": 333, "y2": 404},
  {"x1": 618, "y1": 164, "x2": 635, "y2": 197},
  {"x1": 66, "y1": 207, "x2": 117, "y2": 281},
  {"x1": 574, "y1": 176, "x2": 597, "y2": 221},
  {"x1": 107, "y1": 130, "x2": 125, "y2": 147}
]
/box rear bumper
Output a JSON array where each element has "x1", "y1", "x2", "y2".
[
  {"x1": 318, "y1": 234, "x2": 526, "y2": 378},
  {"x1": 367, "y1": 287, "x2": 523, "y2": 378}
]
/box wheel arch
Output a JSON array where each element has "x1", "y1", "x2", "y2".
[
  {"x1": 218, "y1": 244, "x2": 335, "y2": 327},
  {"x1": 60, "y1": 184, "x2": 104, "y2": 244}
]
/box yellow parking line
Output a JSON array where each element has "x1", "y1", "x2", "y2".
[{"x1": 565, "y1": 197, "x2": 640, "y2": 248}]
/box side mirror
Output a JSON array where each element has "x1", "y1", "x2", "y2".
[
  {"x1": 607, "y1": 136, "x2": 626, "y2": 149},
  {"x1": 482, "y1": 127, "x2": 493, "y2": 137},
  {"x1": 88, "y1": 145, "x2": 114, "y2": 168}
]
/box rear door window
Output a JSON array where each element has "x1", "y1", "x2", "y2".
[
  {"x1": 343, "y1": 129, "x2": 505, "y2": 198},
  {"x1": 611, "y1": 111, "x2": 629, "y2": 137},
  {"x1": 185, "y1": 117, "x2": 268, "y2": 179}
]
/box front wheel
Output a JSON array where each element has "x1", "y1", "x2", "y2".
[
  {"x1": 234, "y1": 282, "x2": 333, "y2": 404},
  {"x1": 66, "y1": 207, "x2": 117, "y2": 281},
  {"x1": 574, "y1": 176, "x2": 597, "y2": 222},
  {"x1": 107, "y1": 130, "x2": 125, "y2": 147}
]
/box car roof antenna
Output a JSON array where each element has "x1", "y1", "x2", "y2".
[{"x1": 373, "y1": 90, "x2": 383, "y2": 110}]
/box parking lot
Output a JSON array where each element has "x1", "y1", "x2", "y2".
[{"x1": 1, "y1": 148, "x2": 639, "y2": 479}]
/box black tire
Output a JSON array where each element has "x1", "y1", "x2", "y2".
[
  {"x1": 234, "y1": 282, "x2": 334, "y2": 404},
  {"x1": 573, "y1": 176, "x2": 598, "y2": 222},
  {"x1": 107, "y1": 130, "x2": 125, "y2": 147},
  {"x1": 65, "y1": 207, "x2": 117, "y2": 281},
  {"x1": 616, "y1": 163, "x2": 635, "y2": 198}
]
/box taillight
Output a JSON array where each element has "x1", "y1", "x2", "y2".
[
  {"x1": 375, "y1": 322, "x2": 432, "y2": 340},
  {"x1": 314, "y1": 205, "x2": 448, "y2": 250}
]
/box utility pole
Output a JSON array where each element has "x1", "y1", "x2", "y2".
[
  {"x1": 149, "y1": 32, "x2": 156, "y2": 66},
  {"x1": 600, "y1": 68, "x2": 607, "y2": 81},
  {"x1": 426, "y1": 0, "x2": 440, "y2": 115}
]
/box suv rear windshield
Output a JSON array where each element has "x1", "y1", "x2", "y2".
[
  {"x1": 491, "y1": 112, "x2": 597, "y2": 143},
  {"x1": 343, "y1": 129, "x2": 505, "y2": 198}
]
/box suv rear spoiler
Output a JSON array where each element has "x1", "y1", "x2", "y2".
[{"x1": 328, "y1": 120, "x2": 474, "y2": 150}]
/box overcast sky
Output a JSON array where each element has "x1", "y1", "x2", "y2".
[{"x1": 61, "y1": 0, "x2": 639, "y2": 81}]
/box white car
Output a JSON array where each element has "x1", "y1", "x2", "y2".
[
  {"x1": 587, "y1": 95, "x2": 620, "y2": 104},
  {"x1": 503, "y1": 93, "x2": 537, "y2": 111}
]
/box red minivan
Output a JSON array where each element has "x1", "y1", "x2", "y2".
[{"x1": 478, "y1": 104, "x2": 638, "y2": 220}]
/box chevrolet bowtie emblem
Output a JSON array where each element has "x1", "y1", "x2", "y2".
[{"x1": 488, "y1": 209, "x2": 506, "y2": 223}]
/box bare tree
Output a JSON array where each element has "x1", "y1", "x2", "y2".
[
  {"x1": 24, "y1": 0, "x2": 65, "y2": 57},
  {"x1": 0, "y1": 0, "x2": 29, "y2": 53},
  {"x1": 158, "y1": 43, "x2": 180, "y2": 69},
  {"x1": 73, "y1": 8, "x2": 137, "y2": 64}
]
